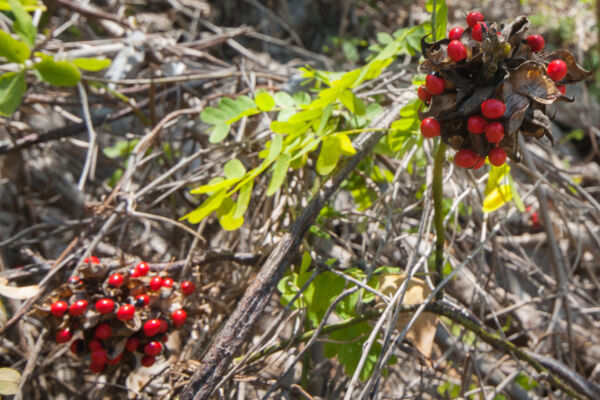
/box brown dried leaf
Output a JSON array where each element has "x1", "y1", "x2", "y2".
[
  {"x1": 522, "y1": 108, "x2": 553, "y2": 143},
  {"x1": 419, "y1": 93, "x2": 457, "y2": 119},
  {"x1": 509, "y1": 62, "x2": 561, "y2": 104},
  {"x1": 0, "y1": 278, "x2": 39, "y2": 299},
  {"x1": 501, "y1": 16, "x2": 530, "y2": 49},
  {"x1": 499, "y1": 80, "x2": 530, "y2": 135},
  {"x1": 539, "y1": 50, "x2": 592, "y2": 83},
  {"x1": 378, "y1": 274, "x2": 438, "y2": 358}
]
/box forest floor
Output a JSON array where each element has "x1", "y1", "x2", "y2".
[{"x1": 0, "y1": 0, "x2": 599, "y2": 399}]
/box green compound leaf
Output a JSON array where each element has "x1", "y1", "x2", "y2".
[
  {"x1": 0, "y1": 30, "x2": 30, "y2": 63},
  {"x1": 8, "y1": 0, "x2": 35, "y2": 48},
  {"x1": 266, "y1": 153, "x2": 290, "y2": 196},
  {"x1": 224, "y1": 158, "x2": 246, "y2": 180},
  {"x1": 0, "y1": 71, "x2": 26, "y2": 116},
  {"x1": 33, "y1": 56, "x2": 81, "y2": 86},
  {"x1": 72, "y1": 57, "x2": 111, "y2": 71},
  {"x1": 255, "y1": 91, "x2": 275, "y2": 111}
]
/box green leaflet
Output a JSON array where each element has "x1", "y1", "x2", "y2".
[
  {"x1": 223, "y1": 158, "x2": 246, "y2": 180},
  {"x1": 217, "y1": 197, "x2": 244, "y2": 231},
  {"x1": 266, "y1": 154, "x2": 290, "y2": 196},
  {"x1": 33, "y1": 56, "x2": 81, "y2": 86},
  {"x1": 8, "y1": 0, "x2": 35, "y2": 48},
  {"x1": 234, "y1": 180, "x2": 253, "y2": 220},
  {"x1": 255, "y1": 91, "x2": 275, "y2": 111},
  {"x1": 0, "y1": 71, "x2": 26, "y2": 116},
  {"x1": 0, "y1": 30, "x2": 30, "y2": 63},
  {"x1": 72, "y1": 57, "x2": 111, "y2": 71},
  {"x1": 181, "y1": 189, "x2": 228, "y2": 224}
]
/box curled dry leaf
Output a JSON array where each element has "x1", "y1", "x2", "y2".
[
  {"x1": 0, "y1": 367, "x2": 21, "y2": 395},
  {"x1": 0, "y1": 278, "x2": 39, "y2": 300},
  {"x1": 377, "y1": 274, "x2": 438, "y2": 358}
]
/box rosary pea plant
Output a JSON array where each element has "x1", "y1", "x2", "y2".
[{"x1": 0, "y1": 0, "x2": 111, "y2": 116}]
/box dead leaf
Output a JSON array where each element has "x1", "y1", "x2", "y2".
[
  {"x1": 509, "y1": 62, "x2": 562, "y2": 104},
  {"x1": 378, "y1": 274, "x2": 438, "y2": 358},
  {"x1": 0, "y1": 367, "x2": 21, "y2": 395},
  {"x1": 0, "y1": 278, "x2": 39, "y2": 300}
]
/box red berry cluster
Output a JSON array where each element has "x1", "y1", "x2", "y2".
[
  {"x1": 43, "y1": 258, "x2": 196, "y2": 373},
  {"x1": 417, "y1": 11, "x2": 590, "y2": 168}
]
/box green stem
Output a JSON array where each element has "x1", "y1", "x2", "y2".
[{"x1": 433, "y1": 140, "x2": 446, "y2": 299}]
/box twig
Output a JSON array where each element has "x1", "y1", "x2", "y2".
[{"x1": 76, "y1": 82, "x2": 98, "y2": 191}]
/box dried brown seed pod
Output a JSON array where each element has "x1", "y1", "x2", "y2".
[{"x1": 418, "y1": 16, "x2": 591, "y2": 163}]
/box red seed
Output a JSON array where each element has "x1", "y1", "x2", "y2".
[
  {"x1": 547, "y1": 60, "x2": 567, "y2": 82},
  {"x1": 95, "y1": 322, "x2": 112, "y2": 339},
  {"x1": 448, "y1": 27, "x2": 464, "y2": 41},
  {"x1": 161, "y1": 335, "x2": 168, "y2": 343},
  {"x1": 162, "y1": 277, "x2": 174, "y2": 288},
  {"x1": 136, "y1": 262, "x2": 150, "y2": 276},
  {"x1": 135, "y1": 294, "x2": 150, "y2": 307},
  {"x1": 485, "y1": 122, "x2": 505, "y2": 143},
  {"x1": 129, "y1": 268, "x2": 141, "y2": 278},
  {"x1": 471, "y1": 22, "x2": 488, "y2": 42},
  {"x1": 126, "y1": 336, "x2": 140, "y2": 352},
  {"x1": 420, "y1": 117, "x2": 441, "y2": 138},
  {"x1": 425, "y1": 74, "x2": 445, "y2": 95},
  {"x1": 417, "y1": 85, "x2": 432, "y2": 103},
  {"x1": 172, "y1": 309, "x2": 187, "y2": 327},
  {"x1": 68, "y1": 276, "x2": 81, "y2": 284},
  {"x1": 89, "y1": 338, "x2": 103, "y2": 351},
  {"x1": 108, "y1": 273, "x2": 124, "y2": 288},
  {"x1": 144, "y1": 341, "x2": 163, "y2": 356},
  {"x1": 95, "y1": 298, "x2": 115, "y2": 314},
  {"x1": 467, "y1": 116, "x2": 487, "y2": 134},
  {"x1": 557, "y1": 85, "x2": 566, "y2": 95},
  {"x1": 107, "y1": 353, "x2": 123, "y2": 365},
  {"x1": 181, "y1": 281, "x2": 196, "y2": 296},
  {"x1": 447, "y1": 40, "x2": 467, "y2": 62},
  {"x1": 454, "y1": 149, "x2": 479, "y2": 168},
  {"x1": 159, "y1": 319, "x2": 168, "y2": 334},
  {"x1": 89, "y1": 362, "x2": 105, "y2": 373},
  {"x1": 466, "y1": 11, "x2": 484, "y2": 28},
  {"x1": 83, "y1": 256, "x2": 100, "y2": 264},
  {"x1": 143, "y1": 319, "x2": 162, "y2": 337},
  {"x1": 51, "y1": 301, "x2": 68, "y2": 317},
  {"x1": 116, "y1": 304, "x2": 136, "y2": 321},
  {"x1": 70, "y1": 339, "x2": 84, "y2": 355},
  {"x1": 91, "y1": 349, "x2": 107, "y2": 365},
  {"x1": 481, "y1": 99, "x2": 506, "y2": 119},
  {"x1": 488, "y1": 147, "x2": 507, "y2": 166},
  {"x1": 56, "y1": 327, "x2": 72, "y2": 343},
  {"x1": 141, "y1": 355, "x2": 155, "y2": 367},
  {"x1": 69, "y1": 299, "x2": 88, "y2": 316},
  {"x1": 526, "y1": 35, "x2": 545, "y2": 52},
  {"x1": 149, "y1": 276, "x2": 163, "y2": 291},
  {"x1": 472, "y1": 156, "x2": 486, "y2": 170}
]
